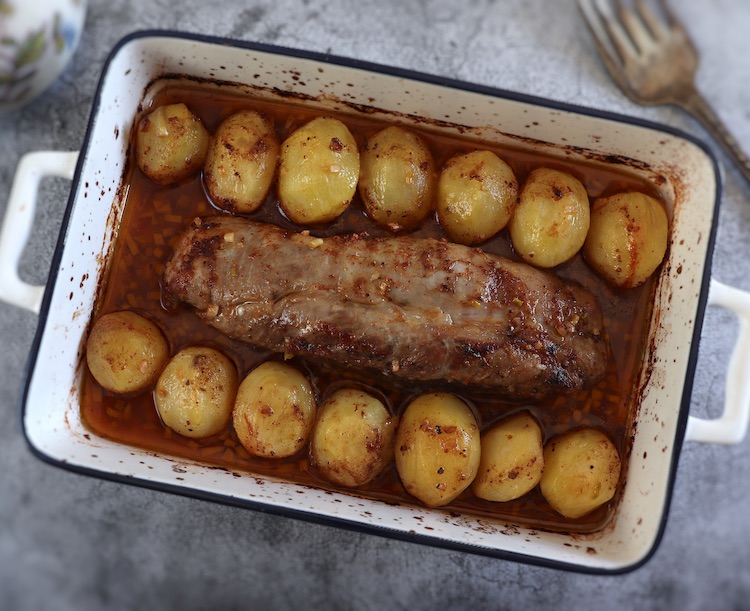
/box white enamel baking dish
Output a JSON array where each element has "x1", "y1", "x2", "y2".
[{"x1": 4, "y1": 31, "x2": 750, "y2": 574}]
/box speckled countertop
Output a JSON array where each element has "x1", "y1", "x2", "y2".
[{"x1": 1, "y1": 0, "x2": 749, "y2": 609}]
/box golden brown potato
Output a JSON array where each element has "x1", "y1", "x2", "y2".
[
  {"x1": 540, "y1": 427, "x2": 621, "y2": 519},
  {"x1": 436, "y1": 150, "x2": 518, "y2": 245},
  {"x1": 309, "y1": 388, "x2": 396, "y2": 487},
  {"x1": 154, "y1": 346, "x2": 238, "y2": 438},
  {"x1": 277, "y1": 117, "x2": 360, "y2": 224},
  {"x1": 86, "y1": 310, "x2": 169, "y2": 395},
  {"x1": 135, "y1": 103, "x2": 209, "y2": 185},
  {"x1": 472, "y1": 412, "x2": 543, "y2": 503},
  {"x1": 583, "y1": 191, "x2": 669, "y2": 288},
  {"x1": 395, "y1": 393, "x2": 480, "y2": 507},
  {"x1": 233, "y1": 361, "x2": 316, "y2": 458},
  {"x1": 509, "y1": 167, "x2": 590, "y2": 268},
  {"x1": 359, "y1": 126, "x2": 436, "y2": 231},
  {"x1": 203, "y1": 109, "x2": 280, "y2": 214}
]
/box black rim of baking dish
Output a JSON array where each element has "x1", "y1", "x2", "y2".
[{"x1": 17, "y1": 29, "x2": 722, "y2": 575}]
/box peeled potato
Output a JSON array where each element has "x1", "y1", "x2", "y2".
[
  {"x1": 472, "y1": 412, "x2": 544, "y2": 503},
  {"x1": 395, "y1": 393, "x2": 480, "y2": 508},
  {"x1": 509, "y1": 167, "x2": 590, "y2": 268},
  {"x1": 540, "y1": 427, "x2": 621, "y2": 519},
  {"x1": 359, "y1": 126, "x2": 436, "y2": 231},
  {"x1": 583, "y1": 191, "x2": 669, "y2": 288},
  {"x1": 436, "y1": 150, "x2": 518, "y2": 245},
  {"x1": 155, "y1": 346, "x2": 238, "y2": 438},
  {"x1": 233, "y1": 361, "x2": 316, "y2": 458},
  {"x1": 86, "y1": 310, "x2": 169, "y2": 395},
  {"x1": 278, "y1": 117, "x2": 360, "y2": 224},
  {"x1": 135, "y1": 103, "x2": 209, "y2": 185},
  {"x1": 309, "y1": 388, "x2": 396, "y2": 487},
  {"x1": 203, "y1": 109, "x2": 280, "y2": 214}
]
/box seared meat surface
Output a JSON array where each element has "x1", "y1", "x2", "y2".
[{"x1": 163, "y1": 216, "x2": 607, "y2": 399}]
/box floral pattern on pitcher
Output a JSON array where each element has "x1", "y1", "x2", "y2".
[{"x1": 0, "y1": 0, "x2": 86, "y2": 111}]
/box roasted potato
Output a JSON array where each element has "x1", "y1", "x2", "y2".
[
  {"x1": 583, "y1": 191, "x2": 669, "y2": 288},
  {"x1": 309, "y1": 388, "x2": 396, "y2": 487},
  {"x1": 436, "y1": 150, "x2": 518, "y2": 245},
  {"x1": 277, "y1": 117, "x2": 360, "y2": 224},
  {"x1": 154, "y1": 346, "x2": 238, "y2": 438},
  {"x1": 395, "y1": 392, "x2": 480, "y2": 507},
  {"x1": 472, "y1": 412, "x2": 543, "y2": 503},
  {"x1": 203, "y1": 109, "x2": 280, "y2": 214},
  {"x1": 359, "y1": 126, "x2": 436, "y2": 231},
  {"x1": 233, "y1": 361, "x2": 316, "y2": 458},
  {"x1": 135, "y1": 103, "x2": 209, "y2": 185},
  {"x1": 86, "y1": 310, "x2": 169, "y2": 395},
  {"x1": 509, "y1": 167, "x2": 590, "y2": 268},
  {"x1": 540, "y1": 427, "x2": 621, "y2": 519}
]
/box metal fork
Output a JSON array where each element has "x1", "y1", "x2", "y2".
[{"x1": 579, "y1": 0, "x2": 750, "y2": 187}]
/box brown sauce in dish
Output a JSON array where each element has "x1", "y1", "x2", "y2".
[{"x1": 79, "y1": 84, "x2": 656, "y2": 534}]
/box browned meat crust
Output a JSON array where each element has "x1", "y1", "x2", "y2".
[{"x1": 163, "y1": 216, "x2": 607, "y2": 400}]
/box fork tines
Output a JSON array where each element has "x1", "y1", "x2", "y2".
[{"x1": 579, "y1": 0, "x2": 677, "y2": 65}]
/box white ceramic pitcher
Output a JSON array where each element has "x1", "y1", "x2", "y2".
[{"x1": 0, "y1": 0, "x2": 87, "y2": 112}]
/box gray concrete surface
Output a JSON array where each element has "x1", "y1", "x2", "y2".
[{"x1": 1, "y1": 0, "x2": 750, "y2": 609}]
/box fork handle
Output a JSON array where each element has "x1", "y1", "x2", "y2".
[{"x1": 680, "y1": 89, "x2": 750, "y2": 188}]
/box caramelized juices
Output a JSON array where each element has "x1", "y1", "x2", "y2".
[{"x1": 80, "y1": 85, "x2": 656, "y2": 533}]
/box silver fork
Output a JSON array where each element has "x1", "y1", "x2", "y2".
[{"x1": 579, "y1": 0, "x2": 750, "y2": 187}]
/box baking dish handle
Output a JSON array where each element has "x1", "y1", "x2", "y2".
[
  {"x1": 686, "y1": 279, "x2": 750, "y2": 444},
  {"x1": 0, "y1": 151, "x2": 79, "y2": 314}
]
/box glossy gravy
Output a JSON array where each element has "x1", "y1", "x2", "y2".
[{"x1": 80, "y1": 84, "x2": 656, "y2": 534}]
